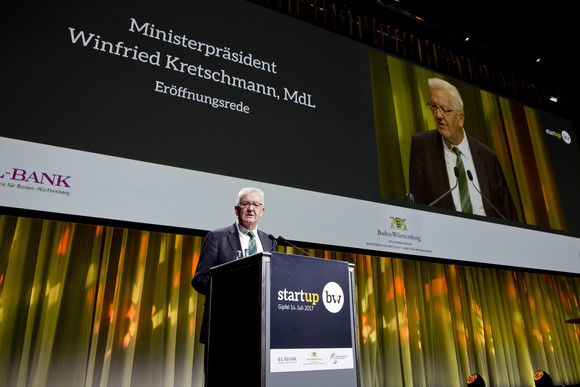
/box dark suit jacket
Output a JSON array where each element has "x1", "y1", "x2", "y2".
[
  {"x1": 409, "y1": 130, "x2": 517, "y2": 221},
  {"x1": 191, "y1": 223, "x2": 274, "y2": 343}
]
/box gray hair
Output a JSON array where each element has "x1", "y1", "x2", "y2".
[
  {"x1": 237, "y1": 187, "x2": 264, "y2": 205},
  {"x1": 428, "y1": 78, "x2": 464, "y2": 113}
]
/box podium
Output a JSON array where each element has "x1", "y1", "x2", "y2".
[{"x1": 205, "y1": 252, "x2": 360, "y2": 386}]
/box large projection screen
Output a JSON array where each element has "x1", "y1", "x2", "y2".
[{"x1": 1, "y1": 0, "x2": 580, "y2": 273}]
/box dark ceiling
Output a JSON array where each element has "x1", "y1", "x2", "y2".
[
  {"x1": 350, "y1": 1, "x2": 578, "y2": 117},
  {"x1": 405, "y1": 1, "x2": 575, "y2": 86}
]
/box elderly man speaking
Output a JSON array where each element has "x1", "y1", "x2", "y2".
[
  {"x1": 191, "y1": 187, "x2": 275, "y2": 345},
  {"x1": 409, "y1": 78, "x2": 517, "y2": 221}
]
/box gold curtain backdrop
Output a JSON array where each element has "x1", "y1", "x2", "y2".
[{"x1": 1, "y1": 214, "x2": 579, "y2": 387}]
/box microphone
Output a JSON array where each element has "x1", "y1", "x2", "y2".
[
  {"x1": 429, "y1": 166, "x2": 459, "y2": 206},
  {"x1": 267, "y1": 234, "x2": 278, "y2": 252},
  {"x1": 466, "y1": 170, "x2": 507, "y2": 220},
  {"x1": 275, "y1": 235, "x2": 314, "y2": 257}
]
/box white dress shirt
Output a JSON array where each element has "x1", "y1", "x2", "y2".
[
  {"x1": 442, "y1": 129, "x2": 486, "y2": 216},
  {"x1": 236, "y1": 222, "x2": 264, "y2": 257}
]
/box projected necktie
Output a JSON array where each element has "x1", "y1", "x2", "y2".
[
  {"x1": 247, "y1": 231, "x2": 258, "y2": 256},
  {"x1": 452, "y1": 147, "x2": 473, "y2": 214}
]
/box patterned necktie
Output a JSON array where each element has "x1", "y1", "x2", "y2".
[
  {"x1": 452, "y1": 146, "x2": 473, "y2": 214},
  {"x1": 247, "y1": 231, "x2": 258, "y2": 255}
]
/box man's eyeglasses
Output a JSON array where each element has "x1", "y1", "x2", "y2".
[
  {"x1": 427, "y1": 102, "x2": 454, "y2": 115},
  {"x1": 238, "y1": 202, "x2": 263, "y2": 208}
]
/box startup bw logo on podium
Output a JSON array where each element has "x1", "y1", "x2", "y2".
[
  {"x1": 276, "y1": 281, "x2": 344, "y2": 313},
  {"x1": 269, "y1": 255, "x2": 354, "y2": 374},
  {"x1": 270, "y1": 254, "x2": 352, "y2": 350}
]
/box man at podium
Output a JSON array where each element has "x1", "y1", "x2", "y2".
[{"x1": 191, "y1": 187, "x2": 275, "y2": 345}]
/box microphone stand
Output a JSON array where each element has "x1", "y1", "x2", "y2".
[
  {"x1": 466, "y1": 170, "x2": 507, "y2": 220},
  {"x1": 267, "y1": 234, "x2": 278, "y2": 252},
  {"x1": 272, "y1": 235, "x2": 314, "y2": 257},
  {"x1": 429, "y1": 167, "x2": 459, "y2": 207}
]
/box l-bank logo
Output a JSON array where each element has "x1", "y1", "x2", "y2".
[
  {"x1": 0, "y1": 167, "x2": 72, "y2": 197},
  {"x1": 0, "y1": 168, "x2": 71, "y2": 187}
]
